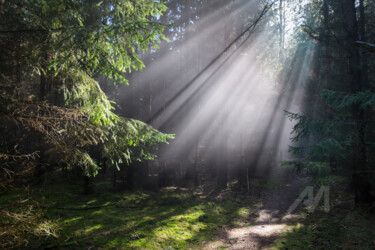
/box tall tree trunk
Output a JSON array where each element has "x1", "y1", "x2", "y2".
[
  {"x1": 112, "y1": 166, "x2": 117, "y2": 187},
  {"x1": 217, "y1": 0, "x2": 233, "y2": 188},
  {"x1": 358, "y1": 0, "x2": 373, "y2": 203},
  {"x1": 193, "y1": 13, "x2": 204, "y2": 187},
  {"x1": 322, "y1": 0, "x2": 330, "y2": 85},
  {"x1": 193, "y1": 141, "x2": 199, "y2": 186},
  {"x1": 343, "y1": 0, "x2": 371, "y2": 204},
  {"x1": 321, "y1": 0, "x2": 337, "y2": 169},
  {"x1": 84, "y1": 176, "x2": 92, "y2": 194},
  {"x1": 126, "y1": 163, "x2": 134, "y2": 189},
  {"x1": 279, "y1": 0, "x2": 284, "y2": 61},
  {"x1": 237, "y1": 134, "x2": 247, "y2": 188},
  {"x1": 359, "y1": 0, "x2": 369, "y2": 89},
  {"x1": 39, "y1": 53, "x2": 49, "y2": 101}
]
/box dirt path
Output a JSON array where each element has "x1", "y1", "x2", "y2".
[{"x1": 205, "y1": 175, "x2": 309, "y2": 249}]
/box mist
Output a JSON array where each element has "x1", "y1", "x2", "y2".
[{"x1": 114, "y1": 0, "x2": 312, "y2": 185}]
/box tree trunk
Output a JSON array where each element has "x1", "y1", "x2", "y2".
[
  {"x1": 279, "y1": 0, "x2": 284, "y2": 61},
  {"x1": 194, "y1": 142, "x2": 199, "y2": 186},
  {"x1": 126, "y1": 164, "x2": 134, "y2": 189},
  {"x1": 359, "y1": 0, "x2": 369, "y2": 90},
  {"x1": 84, "y1": 176, "x2": 92, "y2": 194},
  {"x1": 237, "y1": 135, "x2": 247, "y2": 188},
  {"x1": 217, "y1": 0, "x2": 233, "y2": 189},
  {"x1": 322, "y1": 0, "x2": 330, "y2": 85},
  {"x1": 112, "y1": 166, "x2": 117, "y2": 187},
  {"x1": 343, "y1": 0, "x2": 371, "y2": 204}
]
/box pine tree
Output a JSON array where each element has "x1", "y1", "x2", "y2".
[{"x1": 0, "y1": 0, "x2": 174, "y2": 186}]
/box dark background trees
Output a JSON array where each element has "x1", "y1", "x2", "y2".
[{"x1": 287, "y1": 0, "x2": 375, "y2": 204}]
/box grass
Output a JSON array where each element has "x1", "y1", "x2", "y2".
[{"x1": 0, "y1": 180, "x2": 251, "y2": 249}]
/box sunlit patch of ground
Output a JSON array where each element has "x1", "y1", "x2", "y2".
[
  {"x1": 255, "y1": 209, "x2": 280, "y2": 223},
  {"x1": 202, "y1": 223, "x2": 295, "y2": 250},
  {"x1": 201, "y1": 176, "x2": 310, "y2": 249},
  {"x1": 202, "y1": 213, "x2": 303, "y2": 249},
  {"x1": 228, "y1": 224, "x2": 288, "y2": 239}
]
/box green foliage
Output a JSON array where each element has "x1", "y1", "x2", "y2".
[
  {"x1": 63, "y1": 70, "x2": 119, "y2": 126},
  {"x1": 9, "y1": 0, "x2": 169, "y2": 84},
  {"x1": 321, "y1": 89, "x2": 375, "y2": 110},
  {"x1": 0, "y1": 0, "x2": 174, "y2": 179},
  {"x1": 285, "y1": 109, "x2": 352, "y2": 161},
  {"x1": 285, "y1": 89, "x2": 375, "y2": 161},
  {"x1": 101, "y1": 118, "x2": 175, "y2": 170},
  {"x1": 281, "y1": 161, "x2": 345, "y2": 185}
]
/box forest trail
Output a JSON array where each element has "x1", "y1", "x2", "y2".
[{"x1": 205, "y1": 175, "x2": 309, "y2": 249}]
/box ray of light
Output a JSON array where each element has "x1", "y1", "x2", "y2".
[{"x1": 119, "y1": 0, "x2": 313, "y2": 179}]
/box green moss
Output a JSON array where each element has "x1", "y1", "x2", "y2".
[
  {"x1": 2, "y1": 181, "x2": 251, "y2": 249},
  {"x1": 237, "y1": 207, "x2": 250, "y2": 217}
]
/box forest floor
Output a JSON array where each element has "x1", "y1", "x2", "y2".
[{"x1": 1, "y1": 170, "x2": 375, "y2": 249}]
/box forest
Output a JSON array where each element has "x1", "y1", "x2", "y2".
[{"x1": 1, "y1": 0, "x2": 375, "y2": 249}]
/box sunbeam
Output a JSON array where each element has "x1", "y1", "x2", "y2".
[
  {"x1": 122, "y1": 2, "x2": 304, "y2": 163},
  {"x1": 116, "y1": 0, "x2": 315, "y2": 184}
]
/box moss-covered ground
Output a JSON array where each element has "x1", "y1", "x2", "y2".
[
  {"x1": 1, "y1": 176, "x2": 375, "y2": 249},
  {"x1": 0, "y1": 180, "x2": 258, "y2": 249}
]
